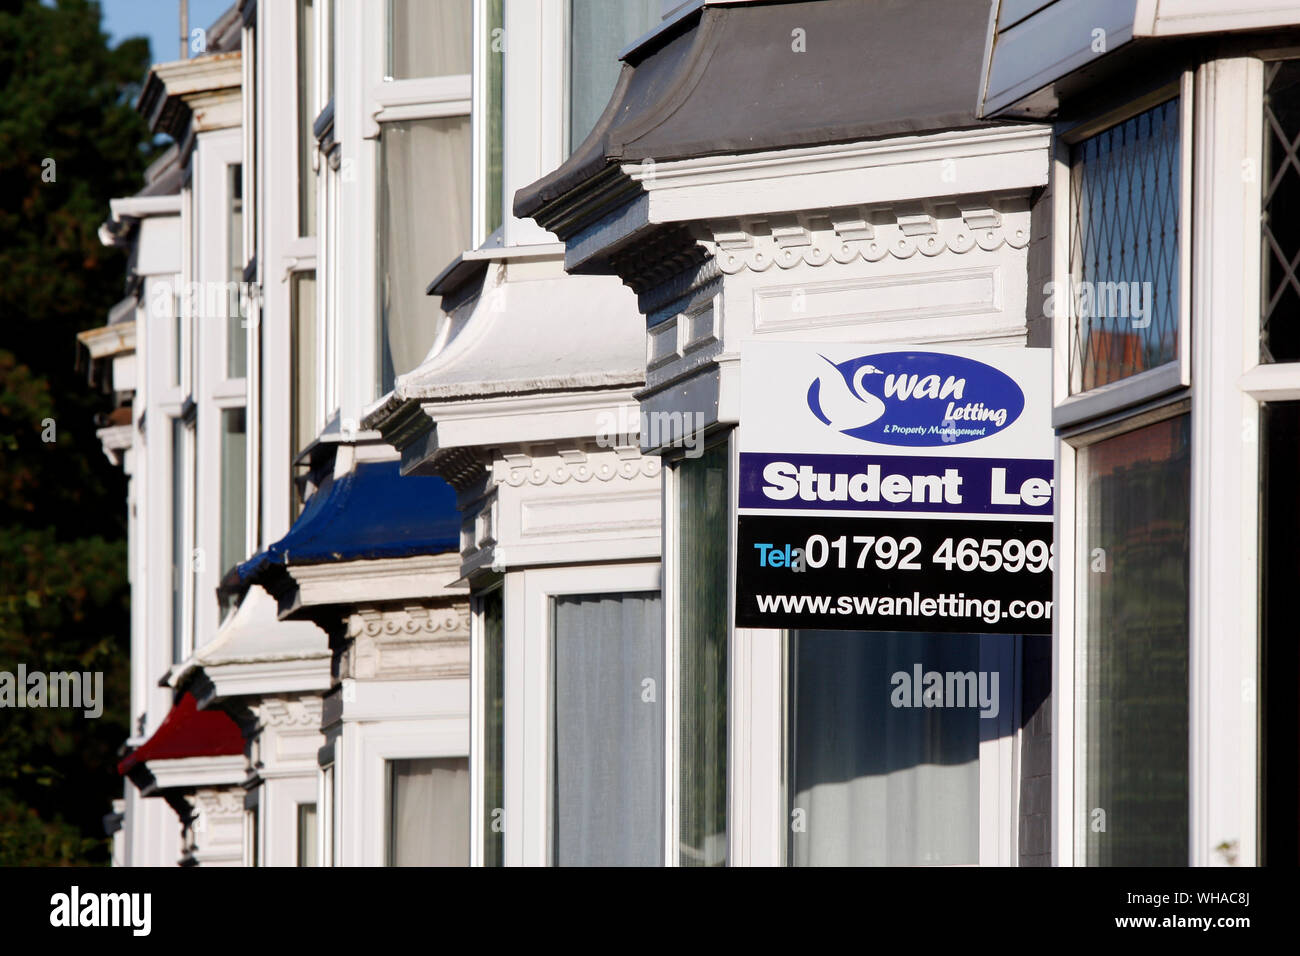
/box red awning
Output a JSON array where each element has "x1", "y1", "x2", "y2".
[{"x1": 118, "y1": 692, "x2": 244, "y2": 774}]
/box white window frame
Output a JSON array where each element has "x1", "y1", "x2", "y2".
[
  {"x1": 1053, "y1": 57, "x2": 1267, "y2": 866},
  {"x1": 661, "y1": 431, "x2": 734, "y2": 866},
  {"x1": 360, "y1": 0, "x2": 476, "y2": 400},
  {"x1": 505, "y1": 561, "x2": 661, "y2": 866},
  {"x1": 192, "y1": 128, "x2": 248, "y2": 648},
  {"x1": 243, "y1": 792, "x2": 259, "y2": 866},
  {"x1": 1051, "y1": 73, "x2": 1194, "y2": 429},
  {"x1": 1057, "y1": 396, "x2": 1192, "y2": 866},
  {"x1": 317, "y1": 757, "x2": 335, "y2": 867},
  {"x1": 359, "y1": 722, "x2": 470, "y2": 867}
]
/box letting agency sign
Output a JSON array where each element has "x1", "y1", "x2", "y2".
[{"x1": 736, "y1": 342, "x2": 1054, "y2": 635}]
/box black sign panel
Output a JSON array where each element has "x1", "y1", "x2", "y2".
[{"x1": 735, "y1": 513, "x2": 1054, "y2": 634}]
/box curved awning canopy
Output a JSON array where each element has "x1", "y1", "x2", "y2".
[
  {"x1": 515, "y1": 0, "x2": 996, "y2": 221},
  {"x1": 117, "y1": 692, "x2": 243, "y2": 775},
  {"x1": 224, "y1": 460, "x2": 460, "y2": 598}
]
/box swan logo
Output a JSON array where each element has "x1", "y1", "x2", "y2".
[{"x1": 806, "y1": 351, "x2": 1025, "y2": 446}]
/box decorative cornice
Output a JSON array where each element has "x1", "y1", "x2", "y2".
[
  {"x1": 256, "y1": 695, "x2": 324, "y2": 730},
  {"x1": 608, "y1": 222, "x2": 712, "y2": 295},
  {"x1": 347, "y1": 604, "x2": 470, "y2": 640},
  {"x1": 428, "y1": 445, "x2": 487, "y2": 492},
  {"x1": 343, "y1": 603, "x2": 471, "y2": 681},
  {"x1": 493, "y1": 447, "x2": 661, "y2": 488},
  {"x1": 192, "y1": 787, "x2": 244, "y2": 817},
  {"x1": 709, "y1": 203, "x2": 1029, "y2": 275}
]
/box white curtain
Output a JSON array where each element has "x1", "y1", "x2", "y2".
[
  {"x1": 789, "y1": 631, "x2": 982, "y2": 866},
  {"x1": 218, "y1": 408, "x2": 246, "y2": 579},
  {"x1": 568, "y1": 0, "x2": 661, "y2": 153},
  {"x1": 378, "y1": 116, "x2": 471, "y2": 392},
  {"x1": 388, "y1": 757, "x2": 470, "y2": 866},
  {"x1": 388, "y1": 0, "x2": 472, "y2": 79},
  {"x1": 553, "y1": 592, "x2": 664, "y2": 866},
  {"x1": 291, "y1": 272, "x2": 317, "y2": 459}
]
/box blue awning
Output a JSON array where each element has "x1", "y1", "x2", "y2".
[{"x1": 225, "y1": 460, "x2": 460, "y2": 595}]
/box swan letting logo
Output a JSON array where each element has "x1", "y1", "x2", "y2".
[{"x1": 805, "y1": 351, "x2": 1026, "y2": 446}]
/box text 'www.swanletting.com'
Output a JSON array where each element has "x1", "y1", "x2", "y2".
[{"x1": 752, "y1": 591, "x2": 1053, "y2": 625}]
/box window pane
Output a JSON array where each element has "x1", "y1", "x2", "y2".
[
  {"x1": 297, "y1": 803, "x2": 317, "y2": 867},
  {"x1": 297, "y1": 0, "x2": 316, "y2": 237},
  {"x1": 387, "y1": 0, "x2": 471, "y2": 80},
  {"x1": 568, "y1": 0, "x2": 660, "y2": 154},
  {"x1": 484, "y1": 0, "x2": 504, "y2": 237},
  {"x1": 171, "y1": 418, "x2": 186, "y2": 664},
  {"x1": 788, "y1": 631, "x2": 983, "y2": 866},
  {"x1": 220, "y1": 408, "x2": 247, "y2": 580},
  {"x1": 377, "y1": 117, "x2": 471, "y2": 394},
  {"x1": 386, "y1": 757, "x2": 470, "y2": 866},
  {"x1": 676, "y1": 442, "x2": 728, "y2": 866},
  {"x1": 552, "y1": 592, "x2": 664, "y2": 866},
  {"x1": 481, "y1": 589, "x2": 504, "y2": 866},
  {"x1": 1069, "y1": 99, "x2": 1180, "y2": 391},
  {"x1": 291, "y1": 271, "x2": 318, "y2": 459},
  {"x1": 1260, "y1": 403, "x2": 1300, "y2": 863},
  {"x1": 226, "y1": 163, "x2": 246, "y2": 378},
  {"x1": 1077, "y1": 413, "x2": 1190, "y2": 865},
  {"x1": 1262, "y1": 62, "x2": 1300, "y2": 363}
]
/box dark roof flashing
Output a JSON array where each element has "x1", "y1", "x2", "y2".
[{"x1": 515, "y1": 0, "x2": 996, "y2": 224}]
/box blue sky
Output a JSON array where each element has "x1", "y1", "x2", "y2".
[{"x1": 100, "y1": 0, "x2": 233, "y2": 64}]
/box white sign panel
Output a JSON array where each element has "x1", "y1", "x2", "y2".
[{"x1": 736, "y1": 342, "x2": 1054, "y2": 634}]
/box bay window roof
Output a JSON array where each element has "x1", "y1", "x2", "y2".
[
  {"x1": 117, "y1": 692, "x2": 243, "y2": 775},
  {"x1": 515, "y1": 0, "x2": 996, "y2": 220},
  {"x1": 225, "y1": 460, "x2": 460, "y2": 598}
]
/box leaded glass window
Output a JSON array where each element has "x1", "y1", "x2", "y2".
[{"x1": 1069, "y1": 99, "x2": 1181, "y2": 391}]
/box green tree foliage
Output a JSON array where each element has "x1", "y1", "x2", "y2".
[{"x1": 0, "y1": 0, "x2": 153, "y2": 864}]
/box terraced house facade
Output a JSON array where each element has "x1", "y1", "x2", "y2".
[{"x1": 80, "y1": 0, "x2": 1297, "y2": 866}]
